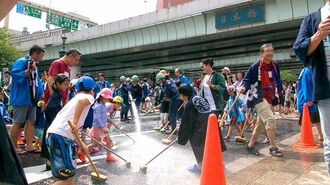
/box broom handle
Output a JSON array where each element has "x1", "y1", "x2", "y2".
[
  {"x1": 80, "y1": 130, "x2": 128, "y2": 162},
  {"x1": 67, "y1": 121, "x2": 100, "y2": 177},
  {"x1": 219, "y1": 92, "x2": 242, "y2": 127},
  {"x1": 177, "y1": 103, "x2": 184, "y2": 112},
  {"x1": 240, "y1": 108, "x2": 251, "y2": 137},
  {"x1": 145, "y1": 139, "x2": 178, "y2": 166},
  {"x1": 165, "y1": 124, "x2": 180, "y2": 140},
  {"x1": 160, "y1": 121, "x2": 170, "y2": 130},
  {"x1": 108, "y1": 118, "x2": 136, "y2": 143}
]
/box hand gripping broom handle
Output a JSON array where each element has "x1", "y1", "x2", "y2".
[{"x1": 67, "y1": 121, "x2": 100, "y2": 177}]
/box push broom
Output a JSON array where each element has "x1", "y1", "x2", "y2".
[
  {"x1": 140, "y1": 139, "x2": 178, "y2": 174},
  {"x1": 67, "y1": 121, "x2": 107, "y2": 182},
  {"x1": 159, "y1": 103, "x2": 184, "y2": 134},
  {"x1": 80, "y1": 130, "x2": 132, "y2": 168},
  {"x1": 234, "y1": 108, "x2": 251, "y2": 143},
  {"x1": 161, "y1": 123, "x2": 180, "y2": 144},
  {"x1": 218, "y1": 92, "x2": 242, "y2": 128}
]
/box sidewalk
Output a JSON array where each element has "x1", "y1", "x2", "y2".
[{"x1": 226, "y1": 131, "x2": 330, "y2": 185}]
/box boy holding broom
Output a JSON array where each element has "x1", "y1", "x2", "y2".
[{"x1": 46, "y1": 76, "x2": 95, "y2": 185}]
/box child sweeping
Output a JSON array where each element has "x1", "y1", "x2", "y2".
[
  {"x1": 224, "y1": 85, "x2": 244, "y2": 142},
  {"x1": 87, "y1": 88, "x2": 117, "y2": 162},
  {"x1": 41, "y1": 74, "x2": 69, "y2": 171},
  {"x1": 46, "y1": 76, "x2": 95, "y2": 185},
  {"x1": 177, "y1": 85, "x2": 226, "y2": 174}
]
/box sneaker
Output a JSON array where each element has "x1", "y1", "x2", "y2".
[
  {"x1": 77, "y1": 151, "x2": 86, "y2": 163},
  {"x1": 106, "y1": 155, "x2": 117, "y2": 162},
  {"x1": 187, "y1": 164, "x2": 201, "y2": 174},
  {"x1": 246, "y1": 146, "x2": 260, "y2": 156}
]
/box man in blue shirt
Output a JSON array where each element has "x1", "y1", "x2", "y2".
[
  {"x1": 94, "y1": 73, "x2": 110, "y2": 96},
  {"x1": 297, "y1": 64, "x2": 323, "y2": 142},
  {"x1": 175, "y1": 68, "x2": 190, "y2": 86},
  {"x1": 10, "y1": 45, "x2": 44, "y2": 154}
]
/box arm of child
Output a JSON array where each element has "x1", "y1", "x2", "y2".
[
  {"x1": 71, "y1": 98, "x2": 91, "y2": 134},
  {"x1": 71, "y1": 98, "x2": 91, "y2": 152}
]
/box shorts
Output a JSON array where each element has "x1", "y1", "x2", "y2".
[
  {"x1": 46, "y1": 133, "x2": 76, "y2": 180},
  {"x1": 34, "y1": 128, "x2": 43, "y2": 139},
  {"x1": 13, "y1": 105, "x2": 36, "y2": 124},
  {"x1": 298, "y1": 111, "x2": 320, "y2": 125},
  {"x1": 160, "y1": 101, "x2": 169, "y2": 113},
  {"x1": 253, "y1": 99, "x2": 276, "y2": 135}
]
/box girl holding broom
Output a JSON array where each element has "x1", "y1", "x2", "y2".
[{"x1": 87, "y1": 88, "x2": 117, "y2": 162}]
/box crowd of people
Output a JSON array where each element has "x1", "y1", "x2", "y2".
[{"x1": 1, "y1": 3, "x2": 330, "y2": 182}]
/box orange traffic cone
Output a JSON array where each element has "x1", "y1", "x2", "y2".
[
  {"x1": 294, "y1": 104, "x2": 319, "y2": 149},
  {"x1": 200, "y1": 114, "x2": 226, "y2": 185}
]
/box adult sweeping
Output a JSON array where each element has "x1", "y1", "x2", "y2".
[
  {"x1": 177, "y1": 85, "x2": 226, "y2": 174},
  {"x1": 199, "y1": 58, "x2": 226, "y2": 116},
  {"x1": 293, "y1": 1, "x2": 330, "y2": 173},
  {"x1": 239, "y1": 43, "x2": 283, "y2": 157},
  {"x1": 156, "y1": 72, "x2": 181, "y2": 134}
]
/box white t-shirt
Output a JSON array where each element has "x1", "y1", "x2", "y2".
[
  {"x1": 321, "y1": 4, "x2": 330, "y2": 80},
  {"x1": 47, "y1": 93, "x2": 95, "y2": 140},
  {"x1": 203, "y1": 75, "x2": 216, "y2": 110}
]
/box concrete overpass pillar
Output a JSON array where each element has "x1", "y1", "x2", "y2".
[{"x1": 70, "y1": 64, "x2": 81, "y2": 79}]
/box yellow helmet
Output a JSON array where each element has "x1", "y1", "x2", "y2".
[{"x1": 112, "y1": 96, "x2": 123, "y2": 103}]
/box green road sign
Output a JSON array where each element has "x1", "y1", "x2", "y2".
[
  {"x1": 47, "y1": 12, "x2": 79, "y2": 30},
  {"x1": 16, "y1": 3, "x2": 42, "y2": 19}
]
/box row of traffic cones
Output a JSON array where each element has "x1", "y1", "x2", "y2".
[{"x1": 200, "y1": 104, "x2": 319, "y2": 185}]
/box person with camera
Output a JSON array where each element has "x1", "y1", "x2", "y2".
[{"x1": 9, "y1": 45, "x2": 45, "y2": 154}]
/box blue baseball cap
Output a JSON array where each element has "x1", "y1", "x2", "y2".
[{"x1": 76, "y1": 76, "x2": 95, "y2": 92}]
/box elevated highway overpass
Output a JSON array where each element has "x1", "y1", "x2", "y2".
[{"x1": 10, "y1": 0, "x2": 326, "y2": 81}]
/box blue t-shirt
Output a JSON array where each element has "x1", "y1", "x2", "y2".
[{"x1": 297, "y1": 67, "x2": 317, "y2": 113}]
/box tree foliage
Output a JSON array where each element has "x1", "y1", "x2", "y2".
[
  {"x1": 0, "y1": 28, "x2": 21, "y2": 71},
  {"x1": 281, "y1": 70, "x2": 299, "y2": 83}
]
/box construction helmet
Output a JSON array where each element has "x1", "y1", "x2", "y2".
[
  {"x1": 131, "y1": 75, "x2": 139, "y2": 81},
  {"x1": 120, "y1": 76, "x2": 126, "y2": 82},
  {"x1": 156, "y1": 72, "x2": 165, "y2": 81}
]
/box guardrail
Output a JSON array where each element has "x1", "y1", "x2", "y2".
[{"x1": 9, "y1": 28, "x2": 68, "y2": 44}]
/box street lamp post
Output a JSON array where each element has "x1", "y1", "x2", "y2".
[{"x1": 58, "y1": 36, "x2": 67, "y2": 57}]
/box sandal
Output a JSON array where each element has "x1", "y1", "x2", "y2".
[
  {"x1": 269, "y1": 147, "x2": 282, "y2": 157},
  {"x1": 224, "y1": 136, "x2": 230, "y2": 142},
  {"x1": 246, "y1": 146, "x2": 260, "y2": 156}
]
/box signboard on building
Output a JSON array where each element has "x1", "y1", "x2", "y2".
[
  {"x1": 47, "y1": 12, "x2": 79, "y2": 31},
  {"x1": 16, "y1": 3, "x2": 42, "y2": 19},
  {"x1": 215, "y1": 3, "x2": 265, "y2": 29}
]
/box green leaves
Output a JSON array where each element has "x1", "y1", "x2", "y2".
[
  {"x1": 280, "y1": 70, "x2": 298, "y2": 83},
  {"x1": 0, "y1": 28, "x2": 21, "y2": 70}
]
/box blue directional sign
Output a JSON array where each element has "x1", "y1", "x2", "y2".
[
  {"x1": 215, "y1": 3, "x2": 265, "y2": 29},
  {"x1": 16, "y1": 3, "x2": 25, "y2": 14}
]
